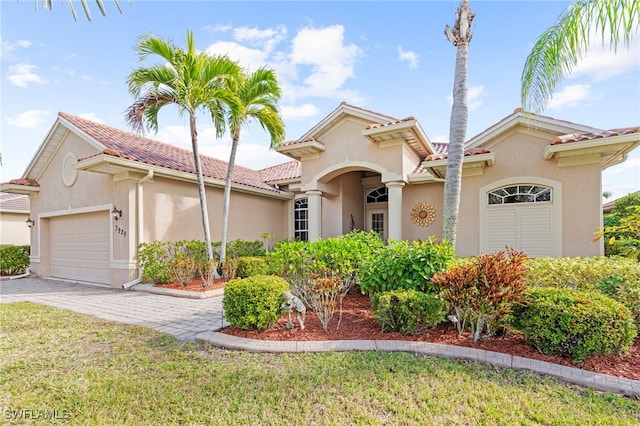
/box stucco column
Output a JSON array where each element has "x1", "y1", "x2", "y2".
[
  {"x1": 386, "y1": 181, "x2": 405, "y2": 241},
  {"x1": 306, "y1": 190, "x2": 323, "y2": 241}
]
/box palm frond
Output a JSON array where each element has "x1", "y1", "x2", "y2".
[
  {"x1": 39, "y1": 0, "x2": 130, "y2": 21},
  {"x1": 521, "y1": 0, "x2": 640, "y2": 113}
]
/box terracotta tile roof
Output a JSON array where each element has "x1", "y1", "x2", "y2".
[
  {"x1": 8, "y1": 178, "x2": 39, "y2": 187},
  {"x1": 259, "y1": 161, "x2": 301, "y2": 183},
  {"x1": 0, "y1": 193, "x2": 30, "y2": 212},
  {"x1": 432, "y1": 142, "x2": 449, "y2": 155},
  {"x1": 552, "y1": 126, "x2": 640, "y2": 145},
  {"x1": 59, "y1": 112, "x2": 283, "y2": 193},
  {"x1": 365, "y1": 116, "x2": 415, "y2": 130},
  {"x1": 279, "y1": 137, "x2": 319, "y2": 147},
  {"x1": 424, "y1": 147, "x2": 491, "y2": 161}
]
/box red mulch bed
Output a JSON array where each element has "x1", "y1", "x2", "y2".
[
  {"x1": 154, "y1": 277, "x2": 227, "y2": 292},
  {"x1": 157, "y1": 282, "x2": 640, "y2": 381}
]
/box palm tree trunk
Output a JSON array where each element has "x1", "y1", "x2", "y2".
[
  {"x1": 190, "y1": 114, "x2": 214, "y2": 262},
  {"x1": 442, "y1": 0, "x2": 474, "y2": 248},
  {"x1": 220, "y1": 134, "x2": 240, "y2": 265}
]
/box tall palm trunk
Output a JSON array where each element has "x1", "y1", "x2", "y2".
[
  {"x1": 442, "y1": 0, "x2": 474, "y2": 248},
  {"x1": 220, "y1": 133, "x2": 240, "y2": 265},
  {"x1": 189, "y1": 113, "x2": 214, "y2": 262}
]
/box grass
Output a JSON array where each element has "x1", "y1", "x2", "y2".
[{"x1": 1, "y1": 302, "x2": 639, "y2": 425}]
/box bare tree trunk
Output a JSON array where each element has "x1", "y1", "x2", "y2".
[
  {"x1": 220, "y1": 134, "x2": 240, "y2": 266},
  {"x1": 190, "y1": 113, "x2": 214, "y2": 262},
  {"x1": 442, "y1": 0, "x2": 474, "y2": 248}
]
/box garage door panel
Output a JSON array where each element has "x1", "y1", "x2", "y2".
[{"x1": 49, "y1": 212, "x2": 110, "y2": 285}]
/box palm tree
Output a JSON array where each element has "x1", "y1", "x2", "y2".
[
  {"x1": 521, "y1": 0, "x2": 639, "y2": 113},
  {"x1": 442, "y1": 0, "x2": 475, "y2": 248},
  {"x1": 219, "y1": 68, "x2": 285, "y2": 265},
  {"x1": 38, "y1": 0, "x2": 130, "y2": 21},
  {"x1": 126, "y1": 30, "x2": 241, "y2": 264}
]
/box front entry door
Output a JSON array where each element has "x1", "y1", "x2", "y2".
[{"x1": 367, "y1": 209, "x2": 387, "y2": 240}]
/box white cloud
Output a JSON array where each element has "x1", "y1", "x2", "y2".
[
  {"x1": 6, "y1": 110, "x2": 51, "y2": 128},
  {"x1": 7, "y1": 64, "x2": 47, "y2": 87},
  {"x1": 547, "y1": 83, "x2": 592, "y2": 110},
  {"x1": 289, "y1": 25, "x2": 362, "y2": 100},
  {"x1": 67, "y1": 69, "x2": 92, "y2": 81},
  {"x1": 205, "y1": 41, "x2": 270, "y2": 72},
  {"x1": 1, "y1": 37, "x2": 31, "y2": 56},
  {"x1": 280, "y1": 104, "x2": 319, "y2": 121},
  {"x1": 77, "y1": 113, "x2": 103, "y2": 123},
  {"x1": 202, "y1": 24, "x2": 233, "y2": 34},
  {"x1": 573, "y1": 37, "x2": 640, "y2": 81},
  {"x1": 397, "y1": 46, "x2": 418, "y2": 69}
]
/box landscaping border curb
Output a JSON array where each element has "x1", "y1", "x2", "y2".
[
  {"x1": 131, "y1": 283, "x2": 223, "y2": 299},
  {"x1": 195, "y1": 331, "x2": 640, "y2": 398}
]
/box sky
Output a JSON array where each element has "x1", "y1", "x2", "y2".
[{"x1": 1, "y1": 0, "x2": 639, "y2": 200}]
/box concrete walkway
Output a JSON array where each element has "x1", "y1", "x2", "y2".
[{"x1": 1, "y1": 277, "x2": 639, "y2": 397}]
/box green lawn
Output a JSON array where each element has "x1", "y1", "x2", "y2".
[{"x1": 1, "y1": 302, "x2": 639, "y2": 425}]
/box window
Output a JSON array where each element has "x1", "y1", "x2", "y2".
[
  {"x1": 371, "y1": 212, "x2": 385, "y2": 238},
  {"x1": 366, "y1": 187, "x2": 388, "y2": 203},
  {"x1": 294, "y1": 198, "x2": 308, "y2": 241},
  {"x1": 488, "y1": 185, "x2": 551, "y2": 205}
]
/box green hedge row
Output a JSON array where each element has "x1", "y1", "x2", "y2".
[{"x1": 0, "y1": 245, "x2": 30, "y2": 275}]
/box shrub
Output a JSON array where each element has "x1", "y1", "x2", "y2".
[
  {"x1": 525, "y1": 256, "x2": 640, "y2": 331},
  {"x1": 169, "y1": 255, "x2": 197, "y2": 286},
  {"x1": 512, "y1": 288, "x2": 637, "y2": 363},
  {"x1": 214, "y1": 239, "x2": 265, "y2": 258},
  {"x1": 222, "y1": 275, "x2": 290, "y2": 330},
  {"x1": 432, "y1": 248, "x2": 529, "y2": 342},
  {"x1": 358, "y1": 238, "x2": 455, "y2": 295},
  {"x1": 138, "y1": 241, "x2": 173, "y2": 284},
  {"x1": 372, "y1": 290, "x2": 446, "y2": 335},
  {"x1": 237, "y1": 256, "x2": 270, "y2": 278},
  {"x1": 0, "y1": 245, "x2": 30, "y2": 275},
  {"x1": 306, "y1": 274, "x2": 343, "y2": 332},
  {"x1": 269, "y1": 231, "x2": 385, "y2": 305}
]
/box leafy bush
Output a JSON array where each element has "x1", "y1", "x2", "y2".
[
  {"x1": 372, "y1": 290, "x2": 446, "y2": 335},
  {"x1": 599, "y1": 192, "x2": 640, "y2": 260},
  {"x1": 214, "y1": 239, "x2": 265, "y2": 258},
  {"x1": 0, "y1": 245, "x2": 30, "y2": 275},
  {"x1": 237, "y1": 256, "x2": 270, "y2": 278},
  {"x1": 221, "y1": 257, "x2": 240, "y2": 281},
  {"x1": 432, "y1": 248, "x2": 529, "y2": 342},
  {"x1": 222, "y1": 275, "x2": 290, "y2": 330},
  {"x1": 169, "y1": 255, "x2": 197, "y2": 286},
  {"x1": 358, "y1": 238, "x2": 455, "y2": 295},
  {"x1": 512, "y1": 288, "x2": 637, "y2": 363},
  {"x1": 525, "y1": 256, "x2": 640, "y2": 331},
  {"x1": 306, "y1": 274, "x2": 343, "y2": 332},
  {"x1": 269, "y1": 231, "x2": 385, "y2": 304},
  {"x1": 138, "y1": 241, "x2": 173, "y2": 284}
]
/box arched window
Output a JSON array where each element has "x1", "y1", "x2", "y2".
[
  {"x1": 294, "y1": 198, "x2": 308, "y2": 241},
  {"x1": 366, "y1": 187, "x2": 388, "y2": 203},
  {"x1": 488, "y1": 185, "x2": 552, "y2": 205}
]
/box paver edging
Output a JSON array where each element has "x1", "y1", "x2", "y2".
[
  {"x1": 131, "y1": 283, "x2": 223, "y2": 299},
  {"x1": 195, "y1": 331, "x2": 640, "y2": 398}
]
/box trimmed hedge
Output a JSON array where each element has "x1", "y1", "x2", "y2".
[
  {"x1": 236, "y1": 256, "x2": 270, "y2": 278},
  {"x1": 0, "y1": 245, "x2": 30, "y2": 275},
  {"x1": 222, "y1": 275, "x2": 290, "y2": 330},
  {"x1": 372, "y1": 290, "x2": 446, "y2": 335},
  {"x1": 358, "y1": 238, "x2": 455, "y2": 295},
  {"x1": 525, "y1": 256, "x2": 640, "y2": 331},
  {"x1": 512, "y1": 288, "x2": 636, "y2": 363}
]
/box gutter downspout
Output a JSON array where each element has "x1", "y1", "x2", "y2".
[{"x1": 123, "y1": 169, "x2": 154, "y2": 290}]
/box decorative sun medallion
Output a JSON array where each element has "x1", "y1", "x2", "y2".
[{"x1": 411, "y1": 203, "x2": 436, "y2": 227}]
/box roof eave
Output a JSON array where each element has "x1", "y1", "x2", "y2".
[
  {"x1": 542, "y1": 133, "x2": 640, "y2": 169},
  {"x1": 0, "y1": 183, "x2": 41, "y2": 196},
  {"x1": 75, "y1": 154, "x2": 293, "y2": 200}
]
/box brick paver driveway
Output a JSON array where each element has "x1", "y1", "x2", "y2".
[{"x1": 0, "y1": 277, "x2": 225, "y2": 341}]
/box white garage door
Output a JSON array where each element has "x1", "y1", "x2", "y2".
[
  {"x1": 49, "y1": 212, "x2": 110, "y2": 285},
  {"x1": 486, "y1": 205, "x2": 553, "y2": 257}
]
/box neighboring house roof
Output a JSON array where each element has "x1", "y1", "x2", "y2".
[
  {"x1": 58, "y1": 112, "x2": 286, "y2": 194},
  {"x1": 603, "y1": 190, "x2": 640, "y2": 213},
  {"x1": 552, "y1": 127, "x2": 640, "y2": 145},
  {"x1": 0, "y1": 193, "x2": 30, "y2": 213},
  {"x1": 259, "y1": 161, "x2": 301, "y2": 183}
]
